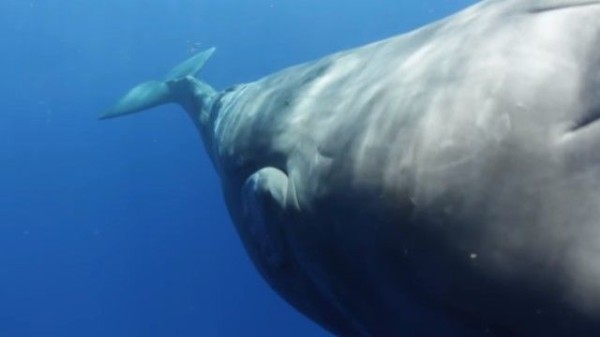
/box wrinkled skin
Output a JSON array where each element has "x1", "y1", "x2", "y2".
[
  {"x1": 203, "y1": 1, "x2": 600, "y2": 335},
  {"x1": 106, "y1": 0, "x2": 600, "y2": 335}
]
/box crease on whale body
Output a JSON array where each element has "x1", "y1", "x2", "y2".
[
  {"x1": 527, "y1": 0, "x2": 600, "y2": 13},
  {"x1": 101, "y1": 0, "x2": 600, "y2": 335}
]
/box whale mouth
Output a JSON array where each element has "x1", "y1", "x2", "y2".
[{"x1": 566, "y1": 109, "x2": 600, "y2": 134}]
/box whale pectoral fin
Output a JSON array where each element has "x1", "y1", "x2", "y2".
[
  {"x1": 241, "y1": 167, "x2": 292, "y2": 268},
  {"x1": 240, "y1": 168, "x2": 355, "y2": 335},
  {"x1": 100, "y1": 47, "x2": 216, "y2": 120}
]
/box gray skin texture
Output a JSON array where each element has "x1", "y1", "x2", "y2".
[{"x1": 104, "y1": 0, "x2": 600, "y2": 335}]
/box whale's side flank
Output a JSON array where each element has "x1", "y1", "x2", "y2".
[{"x1": 101, "y1": 0, "x2": 600, "y2": 335}]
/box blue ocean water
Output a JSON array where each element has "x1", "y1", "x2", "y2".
[{"x1": 0, "y1": 1, "x2": 473, "y2": 336}]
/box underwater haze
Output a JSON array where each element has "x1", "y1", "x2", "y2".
[{"x1": 0, "y1": 0, "x2": 473, "y2": 336}]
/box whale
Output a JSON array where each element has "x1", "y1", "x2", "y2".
[{"x1": 102, "y1": 0, "x2": 600, "y2": 335}]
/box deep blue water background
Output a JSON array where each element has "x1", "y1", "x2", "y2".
[{"x1": 1, "y1": 1, "x2": 473, "y2": 336}]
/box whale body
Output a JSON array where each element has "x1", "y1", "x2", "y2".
[{"x1": 102, "y1": 0, "x2": 600, "y2": 335}]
